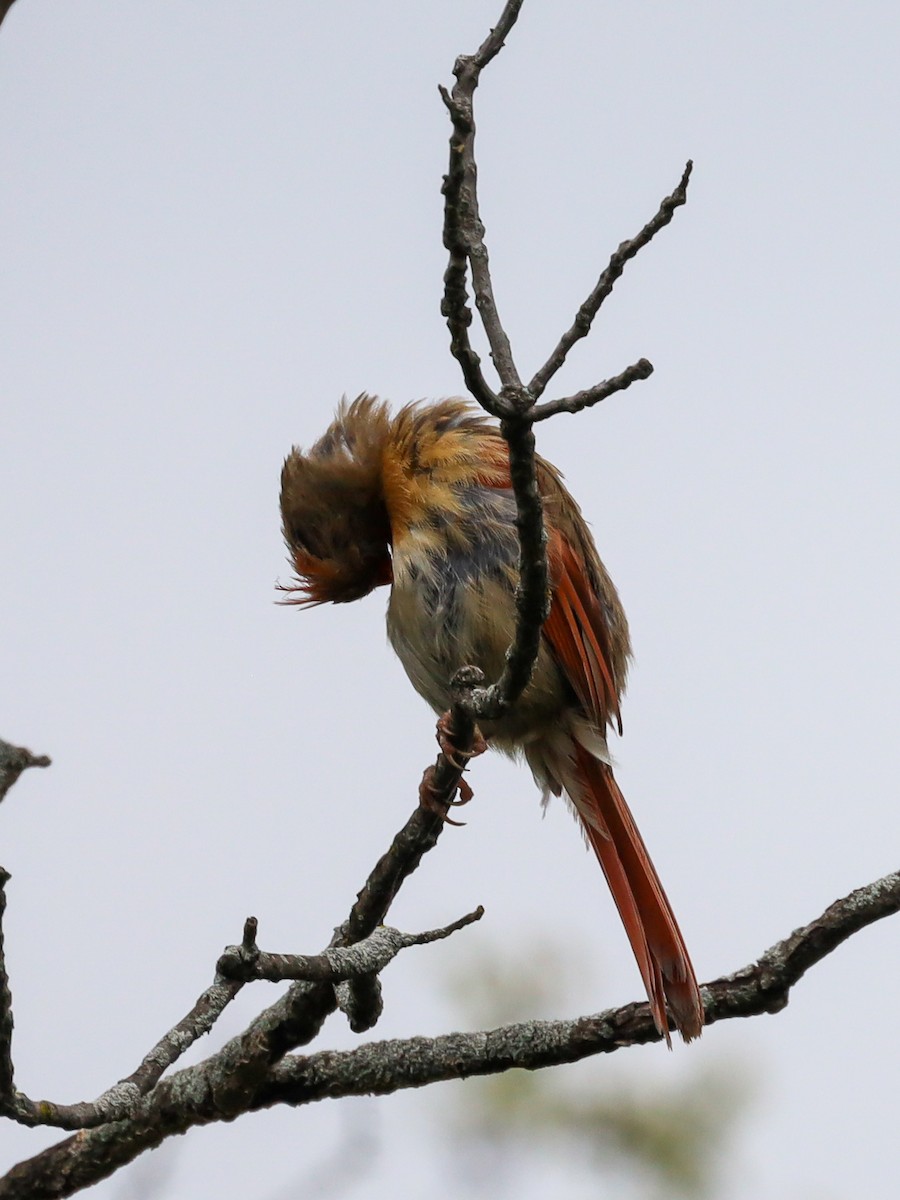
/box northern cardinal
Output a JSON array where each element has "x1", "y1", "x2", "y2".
[{"x1": 280, "y1": 395, "x2": 703, "y2": 1042}]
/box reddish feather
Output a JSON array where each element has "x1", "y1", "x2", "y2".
[
  {"x1": 546, "y1": 532, "x2": 621, "y2": 733},
  {"x1": 571, "y1": 744, "x2": 703, "y2": 1044},
  {"x1": 543, "y1": 529, "x2": 702, "y2": 1042}
]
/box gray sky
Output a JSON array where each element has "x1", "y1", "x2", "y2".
[{"x1": 3, "y1": 2, "x2": 899, "y2": 1197}]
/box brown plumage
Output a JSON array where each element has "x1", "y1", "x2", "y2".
[{"x1": 281, "y1": 395, "x2": 703, "y2": 1043}]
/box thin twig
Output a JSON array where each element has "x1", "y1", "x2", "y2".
[
  {"x1": 531, "y1": 358, "x2": 654, "y2": 421},
  {"x1": 440, "y1": 153, "x2": 498, "y2": 409},
  {"x1": 0, "y1": 740, "x2": 51, "y2": 806},
  {"x1": 440, "y1": 0, "x2": 525, "y2": 406},
  {"x1": 529, "y1": 161, "x2": 693, "y2": 402}
]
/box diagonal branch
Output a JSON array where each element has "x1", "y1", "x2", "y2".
[
  {"x1": 2, "y1": 916, "x2": 255, "y2": 1130},
  {"x1": 530, "y1": 358, "x2": 654, "y2": 421},
  {"x1": 529, "y1": 160, "x2": 693, "y2": 402}
]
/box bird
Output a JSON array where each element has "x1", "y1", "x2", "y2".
[{"x1": 279, "y1": 394, "x2": 704, "y2": 1043}]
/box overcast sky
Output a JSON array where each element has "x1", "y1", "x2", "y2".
[{"x1": 2, "y1": 2, "x2": 900, "y2": 1197}]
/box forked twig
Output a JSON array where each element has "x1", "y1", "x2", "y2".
[{"x1": 435, "y1": 2, "x2": 691, "y2": 752}]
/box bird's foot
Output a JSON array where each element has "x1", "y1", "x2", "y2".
[
  {"x1": 419, "y1": 766, "x2": 468, "y2": 826},
  {"x1": 435, "y1": 711, "x2": 487, "y2": 771},
  {"x1": 418, "y1": 713, "x2": 487, "y2": 825}
]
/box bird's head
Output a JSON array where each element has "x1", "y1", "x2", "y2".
[{"x1": 279, "y1": 395, "x2": 393, "y2": 605}]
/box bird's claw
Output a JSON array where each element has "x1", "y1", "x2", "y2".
[
  {"x1": 418, "y1": 714, "x2": 487, "y2": 824},
  {"x1": 436, "y1": 712, "x2": 487, "y2": 771},
  {"x1": 418, "y1": 765, "x2": 468, "y2": 825},
  {"x1": 448, "y1": 777, "x2": 474, "y2": 807},
  {"x1": 420, "y1": 768, "x2": 468, "y2": 825}
]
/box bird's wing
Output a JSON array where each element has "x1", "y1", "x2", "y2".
[{"x1": 544, "y1": 528, "x2": 623, "y2": 734}]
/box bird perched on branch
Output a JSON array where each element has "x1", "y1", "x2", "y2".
[{"x1": 280, "y1": 395, "x2": 703, "y2": 1043}]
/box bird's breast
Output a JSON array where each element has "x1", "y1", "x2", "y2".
[
  {"x1": 385, "y1": 516, "x2": 570, "y2": 745},
  {"x1": 386, "y1": 525, "x2": 509, "y2": 712}
]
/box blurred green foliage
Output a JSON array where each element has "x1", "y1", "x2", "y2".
[{"x1": 444, "y1": 940, "x2": 749, "y2": 1198}]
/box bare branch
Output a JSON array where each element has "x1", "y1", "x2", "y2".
[
  {"x1": 179, "y1": 790, "x2": 484, "y2": 1089},
  {"x1": 1, "y1": 905, "x2": 486, "y2": 1131},
  {"x1": 439, "y1": 82, "x2": 521, "y2": 402},
  {"x1": 529, "y1": 161, "x2": 693, "y2": 401},
  {"x1": 2, "y1": 888, "x2": 485, "y2": 1134},
  {"x1": 335, "y1": 801, "x2": 452, "y2": 946},
  {"x1": 531, "y1": 358, "x2": 654, "y2": 421},
  {"x1": 333, "y1": 908, "x2": 484, "y2": 1034},
  {"x1": 473, "y1": 417, "x2": 548, "y2": 720},
  {"x1": 0, "y1": 717, "x2": 478, "y2": 1140},
  {"x1": 440, "y1": 1, "x2": 525, "y2": 408},
  {"x1": 0, "y1": 739, "x2": 51, "y2": 806},
  {"x1": 0, "y1": 2, "x2": 18, "y2": 32},
  {"x1": 465, "y1": 0, "x2": 524, "y2": 73},
  {"x1": 440, "y1": 151, "x2": 499, "y2": 411}
]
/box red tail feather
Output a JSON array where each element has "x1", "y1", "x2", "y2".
[{"x1": 572, "y1": 743, "x2": 704, "y2": 1044}]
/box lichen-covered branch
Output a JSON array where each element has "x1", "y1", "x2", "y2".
[
  {"x1": 218, "y1": 909, "x2": 484, "y2": 985},
  {"x1": 2, "y1": 915, "x2": 254, "y2": 1130},
  {"x1": 3, "y1": 870, "x2": 897, "y2": 1199},
  {"x1": 262, "y1": 868, "x2": 900, "y2": 1090}
]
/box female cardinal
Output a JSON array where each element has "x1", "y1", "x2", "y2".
[{"x1": 280, "y1": 395, "x2": 703, "y2": 1042}]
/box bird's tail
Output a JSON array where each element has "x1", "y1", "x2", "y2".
[{"x1": 569, "y1": 740, "x2": 704, "y2": 1044}]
